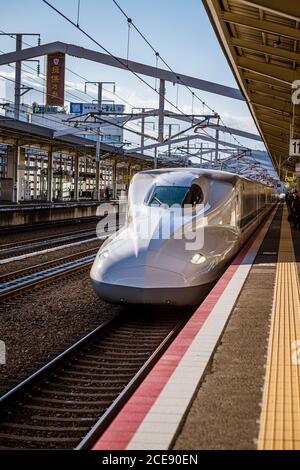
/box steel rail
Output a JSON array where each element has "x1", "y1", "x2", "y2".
[
  {"x1": 76, "y1": 316, "x2": 188, "y2": 450},
  {"x1": 0, "y1": 230, "x2": 97, "y2": 257},
  {"x1": 0, "y1": 312, "x2": 190, "y2": 450},
  {"x1": 0, "y1": 227, "x2": 97, "y2": 250},
  {"x1": 0, "y1": 250, "x2": 97, "y2": 301},
  {"x1": 0, "y1": 247, "x2": 99, "y2": 284},
  {"x1": 0, "y1": 216, "x2": 100, "y2": 235}
]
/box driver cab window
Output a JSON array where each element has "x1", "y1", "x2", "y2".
[
  {"x1": 183, "y1": 184, "x2": 203, "y2": 207},
  {"x1": 146, "y1": 186, "x2": 189, "y2": 207},
  {"x1": 146, "y1": 184, "x2": 203, "y2": 208}
]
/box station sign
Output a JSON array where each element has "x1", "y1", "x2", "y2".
[
  {"x1": 289, "y1": 139, "x2": 300, "y2": 157},
  {"x1": 46, "y1": 52, "x2": 65, "y2": 106},
  {"x1": 70, "y1": 102, "x2": 125, "y2": 114},
  {"x1": 33, "y1": 105, "x2": 65, "y2": 114}
]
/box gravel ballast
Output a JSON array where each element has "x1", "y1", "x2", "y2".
[
  {"x1": 0, "y1": 270, "x2": 123, "y2": 395},
  {"x1": 0, "y1": 239, "x2": 103, "y2": 276}
]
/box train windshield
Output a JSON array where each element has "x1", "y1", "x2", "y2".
[
  {"x1": 146, "y1": 184, "x2": 203, "y2": 208},
  {"x1": 147, "y1": 186, "x2": 189, "y2": 207}
]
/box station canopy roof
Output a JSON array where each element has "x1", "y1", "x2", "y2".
[
  {"x1": 0, "y1": 117, "x2": 161, "y2": 167},
  {"x1": 203, "y1": 0, "x2": 300, "y2": 178}
]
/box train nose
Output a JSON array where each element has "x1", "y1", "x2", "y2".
[
  {"x1": 90, "y1": 262, "x2": 196, "y2": 306},
  {"x1": 90, "y1": 221, "x2": 211, "y2": 306},
  {"x1": 90, "y1": 240, "x2": 193, "y2": 305},
  {"x1": 91, "y1": 263, "x2": 186, "y2": 288}
]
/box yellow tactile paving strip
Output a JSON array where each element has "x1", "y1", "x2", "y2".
[{"x1": 258, "y1": 206, "x2": 300, "y2": 450}]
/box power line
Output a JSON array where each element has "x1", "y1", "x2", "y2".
[
  {"x1": 1, "y1": 12, "x2": 243, "y2": 159},
  {"x1": 0, "y1": 38, "x2": 109, "y2": 104},
  {"x1": 0, "y1": 29, "x2": 147, "y2": 140},
  {"x1": 111, "y1": 0, "x2": 246, "y2": 149},
  {"x1": 0, "y1": 70, "x2": 153, "y2": 147},
  {"x1": 0, "y1": 96, "x2": 131, "y2": 156},
  {"x1": 0, "y1": 73, "x2": 159, "y2": 145},
  {"x1": 0, "y1": 64, "x2": 247, "y2": 156},
  {"x1": 41, "y1": 0, "x2": 207, "y2": 128},
  {"x1": 0, "y1": 28, "x2": 137, "y2": 109}
]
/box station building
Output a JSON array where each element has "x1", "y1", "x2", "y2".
[{"x1": 0, "y1": 103, "x2": 152, "y2": 204}]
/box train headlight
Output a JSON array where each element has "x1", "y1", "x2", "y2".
[
  {"x1": 190, "y1": 253, "x2": 206, "y2": 264},
  {"x1": 99, "y1": 249, "x2": 110, "y2": 260}
]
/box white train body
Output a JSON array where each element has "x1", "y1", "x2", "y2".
[{"x1": 90, "y1": 168, "x2": 275, "y2": 306}]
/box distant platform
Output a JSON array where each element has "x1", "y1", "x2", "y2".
[
  {"x1": 0, "y1": 200, "x2": 117, "y2": 228},
  {"x1": 0, "y1": 200, "x2": 101, "y2": 211}
]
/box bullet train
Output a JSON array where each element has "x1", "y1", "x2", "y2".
[{"x1": 90, "y1": 168, "x2": 275, "y2": 306}]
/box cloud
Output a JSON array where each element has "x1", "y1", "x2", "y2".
[{"x1": 221, "y1": 112, "x2": 258, "y2": 134}]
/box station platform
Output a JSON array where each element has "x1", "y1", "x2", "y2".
[
  {"x1": 0, "y1": 200, "x2": 117, "y2": 227},
  {"x1": 92, "y1": 203, "x2": 300, "y2": 450}
]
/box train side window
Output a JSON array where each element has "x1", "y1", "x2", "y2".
[{"x1": 183, "y1": 184, "x2": 203, "y2": 207}]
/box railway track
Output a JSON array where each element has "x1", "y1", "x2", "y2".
[
  {"x1": 0, "y1": 247, "x2": 99, "y2": 301},
  {"x1": 0, "y1": 229, "x2": 98, "y2": 261},
  {"x1": 0, "y1": 227, "x2": 98, "y2": 250},
  {"x1": 0, "y1": 311, "x2": 189, "y2": 450},
  {"x1": 0, "y1": 216, "x2": 100, "y2": 235}
]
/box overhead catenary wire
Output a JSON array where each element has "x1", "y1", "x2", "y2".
[
  {"x1": 0, "y1": 74, "x2": 159, "y2": 146},
  {"x1": 0, "y1": 37, "x2": 154, "y2": 154},
  {"x1": 0, "y1": 68, "x2": 250, "y2": 161},
  {"x1": 40, "y1": 0, "x2": 231, "y2": 158},
  {"x1": 0, "y1": 28, "x2": 137, "y2": 110},
  {"x1": 41, "y1": 0, "x2": 211, "y2": 129},
  {"x1": 1, "y1": 10, "x2": 256, "y2": 168},
  {"x1": 0, "y1": 26, "x2": 215, "y2": 153},
  {"x1": 0, "y1": 54, "x2": 149, "y2": 139},
  {"x1": 0, "y1": 28, "x2": 157, "y2": 143},
  {"x1": 111, "y1": 0, "x2": 246, "y2": 149}
]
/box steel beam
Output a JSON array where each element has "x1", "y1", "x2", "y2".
[
  {"x1": 74, "y1": 153, "x2": 79, "y2": 200},
  {"x1": 238, "y1": 0, "x2": 300, "y2": 22},
  {"x1": 164, "y1": 111, "x2": 262, "y2": 141},
  {"x1": 55, "y1": 110, "x2": 262, "y2": 144},
  {"x1": 54, "y1": 111, "x2": 158, "y2": 137},
  {"x1": 248, "y1": 86, "x2": 291, "y2": 102},
  {"x1": 112, "y1": 160, "x2": 117, "y2": 199},
  {"x1": 241, "y1": 71, "x2": 290, "y2": 90},
  {"x1": 14, "y1": 35, "x2": 22, "y2": 121},
  {"x1": 222, "y1": 11, "x2": 300, "y2": 42},
  {"x1": 215, "y1": 128, "x2": 219, "y2": 162},
  {"x1": 129, "y1": 133, "x2": 245, "y2": 153},
  {"x1": 237, "y1": 56, "x2": 298, "y2": 85},
  {"x1": 0, "y1": 41, "x2": 244, "y2": 100},
  {"x1": 231, "y1": 37, "x2": 300, "y2": 63},
  {"x1": 263, "y1": 131, "x2": 290, "y2": 143},
  {"x1": 259, "y1": 119, "x2": 290, "y2": 133},
  {"x1": 251, "y1": 94, "x2": 299, "y2": 116},
  {"x1": 47, "y1": 147, "x2": 53, "y2": 202},
  {"x1": 158, "y1": 79, "x2": 165, "y2": 142},
  {"x1": 95, "y1": 160, "x2": 100, "y2": 200}
]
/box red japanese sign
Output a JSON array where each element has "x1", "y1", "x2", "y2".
[{"x1": 46, "y1": 52, "x2": 65, "y2": 106}]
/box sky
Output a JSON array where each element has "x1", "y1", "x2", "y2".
[{"x1": 0, "y1": 0, "x2": 267, "y2": 157}]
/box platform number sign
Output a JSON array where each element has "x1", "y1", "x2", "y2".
[{"x1": 289, "y1": 139, "x2": 300, "y2": 157}]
